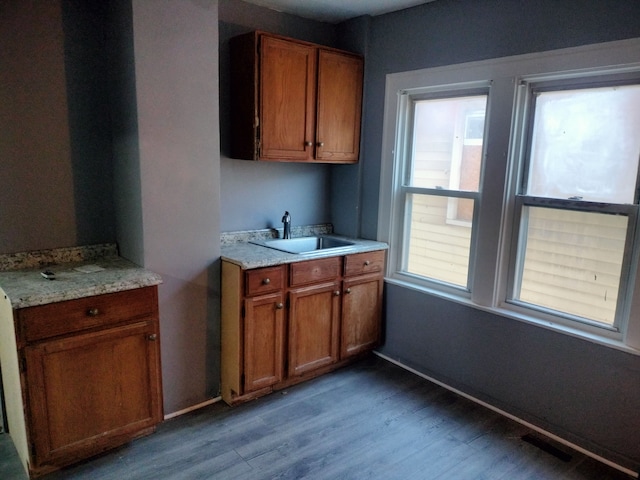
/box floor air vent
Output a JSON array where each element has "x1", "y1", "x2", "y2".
[{"x1": 521, "y1": 433, "x2": 573, "y2": 462}]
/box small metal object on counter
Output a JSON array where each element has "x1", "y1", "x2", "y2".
[
  {"x1": 282, "y1": 211, "x2": 291, "y2": 239},
  {"x1": 40, "y1": 270, "x2": 55, "y2": 280}
]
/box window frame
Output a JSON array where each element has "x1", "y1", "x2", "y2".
[
  {"x1": 378, "y1": 38, "x2": 640, "y2": 353},
  {"x1": 505, "y1": 75, "x2": 640, "y2": 333},
  {"x1": 388, "y1": 85, "x2": 490, "y2": 295}
]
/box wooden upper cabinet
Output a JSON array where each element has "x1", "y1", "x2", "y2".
[
  {"x1": 315, "y1": 49, "x2": 363, "y2": 163},
  {"x1": 230, "y1": 31, "x2": 363, "y2": 163},
  {"x1": 260, "y1": 36, "x2": 316, "y2": 161}
]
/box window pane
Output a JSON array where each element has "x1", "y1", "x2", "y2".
[
  {"x1": 515, "y1": 206, "x2": 627, "y2": 325},
  {"x1": 527, "y1": 84, "x2": 640, "y2": 203},
  {"x1": 409, "y1": 96, "x2": 487, "y2": 190},
  {"x1": 404, "y1": 193, "x2": 473, "y2": 288}
]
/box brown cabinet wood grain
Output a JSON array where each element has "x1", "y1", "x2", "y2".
[
  {"x1": 244, "y1": 291, "x2": 285, "y2": 392},
  {"x1": 221, "y1": 250, "x2": 385, "y2": 405},
  {"x1": 230, "y1": 31, "x2": 363, "y2": 163},
  {"x1": 17, "y1": 287, "x2": 162, "y2": 477},
  {"x1": 341, "y1": 273, "x2": 383, "y2": 358},
  {"x1": 315, "y1": 49, "x2": 363, "y2": 163},
  {"x1": 288, "y1": 281, "x2": 341, "y2": 376}
]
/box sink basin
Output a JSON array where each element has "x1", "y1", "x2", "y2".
[{"x1": 250, "y1": 236, "x2": 355, "y2": 255}]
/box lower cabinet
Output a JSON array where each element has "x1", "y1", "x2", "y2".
[
  {"x1": 221, "y1": 250, "x2": 385, "y2": 405},
  {"x1": 243, "y1": 291, "x2": 285, "y2": 392},
  {"x1": 15, "y1": 287, "x2": 163, "y2": 477},
  {"x1": 289, "y1": 280, "x2": 341, "y2": 377},
  {"x1": 341, "y1": 273, "x2": 384, "y2": 358}
]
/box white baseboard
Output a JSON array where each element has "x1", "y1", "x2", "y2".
[{"x1": 374, "y1": 351, "x2": 638, "y2": 479}]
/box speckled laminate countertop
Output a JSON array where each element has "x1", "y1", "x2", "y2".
[
  {"x1": 0, "y1": 244, "x2": 162, "y2": 309},
  {"x1": 221, "y1": 234, "x2": 388, "y2": 270}
]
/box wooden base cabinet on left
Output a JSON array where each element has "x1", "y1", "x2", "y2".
[{"x1": 0, "y1": 286, "x2": 163, "y2": 478}]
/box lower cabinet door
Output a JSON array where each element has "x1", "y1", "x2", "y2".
[
  {"x1": 288, "y1": 281, "x2": 341, "y2": 376},
  {"x1": 244, "y1": 292, "x2": 285, "y2": 392},
  {"x1": 24, "y1": 321, "x2": 162, "y2": 467},
  {"x1": 341, "y1": 274, "x2": 383, "y2": 358}
]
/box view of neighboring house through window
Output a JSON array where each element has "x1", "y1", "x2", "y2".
[
  {"x1": 404, "y1": 94, "x2": 487, "y2": 289},
  {"x1": 510, "y1": 83, "x2": 640, "y2": 328}
]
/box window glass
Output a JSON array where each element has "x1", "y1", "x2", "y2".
[
  {"x1": 515, "y1": 206, "x2": 627, "y2": 325},
  {"x1": 527, "y1": 85, "x2": 640, "y2": 203},
  {"x1": 405, "y1": 194, "x2": 474, "y2": 288},
  {"x1": 410, "y1": 96, "x2": 487, "y2": 191}
]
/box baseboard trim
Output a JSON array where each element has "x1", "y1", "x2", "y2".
[
  {"x1": 163, "y1": 396, "x2": 222, "y2": 420},
  {"x1": 374, "y1": 351, "x2": 638, "y2": 479}
]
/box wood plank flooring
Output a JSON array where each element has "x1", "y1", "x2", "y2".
[{"x1": 0, "y1": 355, "x2": 634, "y2": 480}]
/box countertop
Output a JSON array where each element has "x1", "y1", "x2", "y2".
[
  {"x1": 221, "y1": 234, "x2": 388, "y2": 270},
  {"x1": 0, "y1": 244, "x2": 162, "y2": 309}
]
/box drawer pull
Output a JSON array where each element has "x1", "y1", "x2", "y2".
[
  {"x1": 276, "y1": 303, "x2": 284, "y2": 310},
  {"x1": 87, "y1": 308, "x2": 100, "y2": 317},
  {"x1": 345, "y1": 288, "x2": 351, "y2": 294},
  {"x1": 262, "y1": 278, "x2": 271, "y2": 285},
  {"x1": 148, "y1": 333, "x2": 157, "y2": 341},
  {"x1": 364, "y1": 260, "x2": 371, "y2": 266}
]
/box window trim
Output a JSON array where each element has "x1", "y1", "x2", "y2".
[{"x1": 378, "y1": 38, "x2": 640, "y2": 354}]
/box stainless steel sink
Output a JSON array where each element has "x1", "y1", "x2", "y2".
[{"x1": 250, "y1": 236, "x2": 355, "y2": 255}]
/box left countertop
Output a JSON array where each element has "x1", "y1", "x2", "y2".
[{"x1": 0, "y1": 244, "x2": 162, "y2": 309}]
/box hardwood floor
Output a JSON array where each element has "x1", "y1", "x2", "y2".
[{"x1": 1, "y1": 355, "x2": 634, "y2": 479}]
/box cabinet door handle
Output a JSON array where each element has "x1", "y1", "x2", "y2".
[
  {"x1": 334, "y1": 290, "x2": 341, "y2": 296},
  {"x1": 275, "y1": 303, "x2": 284, "y2": 309},
  {"x1": 304, "y1": 141, "x2": 313, "y2": 147},
  {"x1": 317, "y1": 141, "x2": 324, "y2": 147},
  {"x1": 262, "y1": 278, "x2": 271, "y2": 285},
  {"x1": 147, "y1": 333, "x2": 157, "y2": 341},
  {"x1": 345, "y1": 288, "x2": 351, "y2": 294},
  {"x1": 364, "y1": 260, "x2": 371, "y2": 266},
  {"x1": 87, "y1": 308, "x2": 99, "y2": 317}
]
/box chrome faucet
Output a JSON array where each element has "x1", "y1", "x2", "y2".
[{"x1": 282, "y1": 211, "x2": 291, "y2": 239}]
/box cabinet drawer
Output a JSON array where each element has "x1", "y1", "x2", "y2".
[
  {"x1": 246, "y1": 266, "x2": 286, "y2": 296},
  {"x1": 19, "y1": 287, "x2": 158, "y2": 343},
  {"x1": 290, "y1": 257, "x2": 342, "y2": 287},
  {"x1": 344, "y1": 250, "x2": 385, "y2": 277}
]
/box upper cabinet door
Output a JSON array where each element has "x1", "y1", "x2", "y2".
[
  {"x1": 260, "y1": 36, "x2": 316, "y2": 161},
  {"x1": 315, "y1": 50, "x2": 363, "y2": 163}
]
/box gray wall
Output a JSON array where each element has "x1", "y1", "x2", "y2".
[
  {"x1": 116, "y1": 0, "x2": 222, "y2": 414},
  {"x1": 0, "y1": 1, "x2": 115, "y2": 254},
  {"x1": 367, "y1": 0, "x2": 640, "y2": 470}
]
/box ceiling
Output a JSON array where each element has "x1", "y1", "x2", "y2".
[{"x1": 240, "y1": 0, "x2": 436, "y2": 24}]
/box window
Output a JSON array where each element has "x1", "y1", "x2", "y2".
[
  {"x1": 402, "y1": 93, "x2": 487, "y2": 289},
  {"x1": 379, "y1": 39, "x2": 640, "y2": 350},
  {"x1": 509, "y1": 83, "x2": 640, "y2": 329}
]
